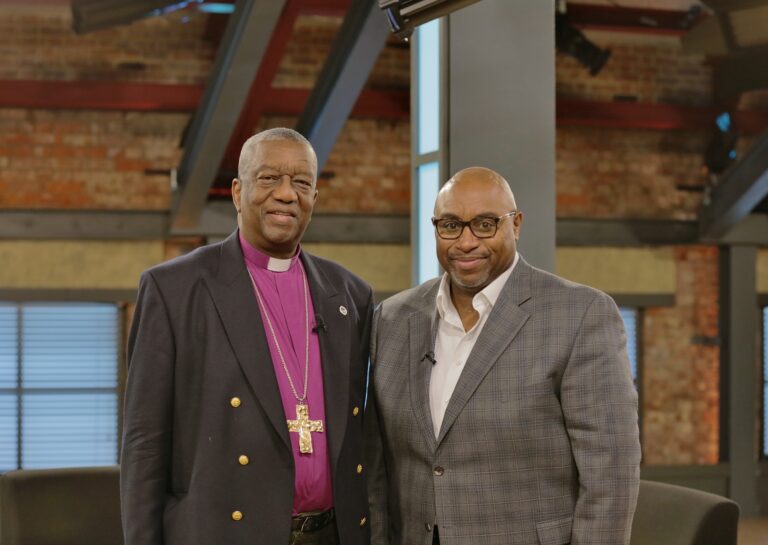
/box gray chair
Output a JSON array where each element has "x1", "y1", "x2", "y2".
[
  {"x1": 630, "y1": 479, "x2": 739, "y2": 545},
  {"x1": 0, "y1": 465, "x2": 123, "y2": 545}
]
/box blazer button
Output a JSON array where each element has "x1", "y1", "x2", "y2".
[
  {"x1": 433, "y1": 466, "x2": 444, "y2": 476},
  {"x1": 231, "y1": 510, "x2": 243, "y2": 521},
  {"x1": 238, "y1": 455, "x2": 249, "y2": 466},
  {"x1": 356, "y1": 464, "x2": 363, "y2": 474},
  {"x1": 352, "y1": 406, "x2": 360, "y2": 416},
  {"x1": 230, "y1": 397, "x2": 241, "y2": 408},
  {"x1": 359, "y1": 516, "x2": 367, "y2": 527},
  {"x1": 425, "y1": 523, "x2": 433, "y2": 532}
]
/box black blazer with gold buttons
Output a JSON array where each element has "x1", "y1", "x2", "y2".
[{"x1": 120, "y1": 230, "x2": 374, "y2": 545}]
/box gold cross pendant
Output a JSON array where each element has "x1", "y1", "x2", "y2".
[{"x1": 286, "y1": 403, "x2": 324, "y2": 454}]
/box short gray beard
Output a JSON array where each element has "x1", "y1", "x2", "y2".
[{"x1": 449, "y1": 269, "x2": 489, "y2": 291}]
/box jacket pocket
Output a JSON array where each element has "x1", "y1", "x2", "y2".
[{"x1": 535, "y1": 515, "x2": 572, "y2": 545}]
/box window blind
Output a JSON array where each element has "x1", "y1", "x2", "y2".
[
  {"x1": 619, "y1": 307, "x2": 639, "y2": 383},
  {"x1": 0, "y1": 303, "x2": 119, "y2": 472}
]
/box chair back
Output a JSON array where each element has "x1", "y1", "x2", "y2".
[
  {"x1": 630, "y1": 479, "x2": 739, "y2": 545},
  {"x1": 0, "y1": 466, "x2": 123, "y2": 545}
]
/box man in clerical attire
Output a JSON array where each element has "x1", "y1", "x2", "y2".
[{"x1": 121, "y1": 128, "x2": 374, "y2": 545}]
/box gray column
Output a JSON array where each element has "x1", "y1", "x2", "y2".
[
  {"x1": 447, "y1": 0, "x2": 556, "y2": 271},
  {"x1": 719, "y1": 245, "x2": 760, "y2": 515}
]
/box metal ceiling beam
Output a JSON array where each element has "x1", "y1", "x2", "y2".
[
  {"x1": 714, "y1": 44, "x2": 768, "y2": 103},
  {"x1": 556, "y1": 218, "x2": 699, "y2": 246},
  {"x1": 0, "y1": 208, "x2": 768, "y2": 247},
  {"x1": 700, "y1": 129, "x2": 768, "y2": 240},
  {"x1": 0, "y1": 80, "x2": 201, "y2": 111},
  {"x1": 557, "y1": 99, "x2": 768, "y2": 135},
  {"x1": 0, "y1": 210, "x2": 167, "y2": 239},
  {"x1": 221, "y1": 0, "x2": 302, "y2": 173},
  {"x1": 171, "y1": 205, "x2": 411, "y2": 243},
  {"x1": 0, "y1": 80, "x2": 408, "y2": 119},
  {"x1": 5, "y1": 209, "x2": 767, "y2": 246},
  {"x1": 295, "y1": 0, "x2": 391, "y2": 170},
  {"x1": 170, "y1": 0, "x2": 286, "y2": 231},
  {"x1": 703, "y1": 0, "x2": 768, "y2": 12},
  {"x1": 566, "y1": 3, "x2": 705, "y2": 35}
]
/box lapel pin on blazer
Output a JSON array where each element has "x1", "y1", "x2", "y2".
[{"x1": 339, "y1": 305, "x2": 348, "y2": 316}]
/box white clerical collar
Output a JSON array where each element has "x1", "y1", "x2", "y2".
[
  {"x1": 266, "y1": 256, "x2": 292, "y2": 272},
  {"x1": 238, "y1": 230, "x2": 301, "y2": 273}
]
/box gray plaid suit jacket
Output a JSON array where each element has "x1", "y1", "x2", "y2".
[{"x1": 365, "y1": 257, "x2": 640, "y2": 545}]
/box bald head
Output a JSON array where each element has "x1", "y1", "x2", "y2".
[{"x1": 436, "y1": 166, "x2": 517, "y2": 214}]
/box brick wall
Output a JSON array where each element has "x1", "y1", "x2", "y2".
[
  {"x1": 274, "y1": 15, "x2": 409, "y2": 89},
  {"x1": 0, "y1": 108, "x2": 184, "y2": 209},
  {"x1": 557, "y1": 34, "x2": 712, "y2": 105},
  {"x1": 642, "y1": 246, "x2": 720, "y2": 465},
  {"x1": 0, "y1": 8, "x2": 411, "y2": 213},
  {"x1": 557, "y1": 126, "x2": 706, "y2": 220},
  {"x1": 556, "y1": 33, "x2": 713, "y2": 221},
  {"x1": 0, "y1": 8, "x2": 215, "y2": 83}
]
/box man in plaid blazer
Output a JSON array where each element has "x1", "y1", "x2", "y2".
[{"x1": 365, "y1": 167, "x2": 641, "y2": 545}]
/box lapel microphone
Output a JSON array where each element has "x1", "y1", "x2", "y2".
[
  {"x1": 312, "y1": 315, "x2": 327, "y2": 333},
  {"x1": 421, "y1": 351, "x2": 436, "y2": 365}
]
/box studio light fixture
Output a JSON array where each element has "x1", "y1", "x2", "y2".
[
  {"x1": 71, "y1": 0, "x2": 206, "y2": 34},
  {"x1": 378, "y1": 0, "x2": 482, "y2": 39},
  {"x1": 555, "y1": 10, "x2": 612, "y2": 76}
]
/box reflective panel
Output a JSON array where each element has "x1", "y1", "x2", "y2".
[
  {"x1": 417, "y1": 20, "x2": 440, "y2": 155},
  {"x1": 417, "y1": 162, "x2": 440, "y2": 283}
]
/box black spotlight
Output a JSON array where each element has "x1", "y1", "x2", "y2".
[{"x1": 555, "y1": 11, "x2": 611, "y2": 76}]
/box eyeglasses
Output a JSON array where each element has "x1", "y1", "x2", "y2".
[{"x1": 431, "y1": 211, "x2": 518, "y2": 240}]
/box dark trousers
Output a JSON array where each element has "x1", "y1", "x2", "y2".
[
  {"x1": 289, "y1": 518, "x2": 339, "y2": 545},
  {"x1": 432, "y1": 526, "x2": 440, "y2": 545}
]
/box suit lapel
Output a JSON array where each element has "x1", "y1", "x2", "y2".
[
  {"x1": 205, "y1": 232, "x2": 290, "y2": 450},
  {"x1": 408, "y1": 283, "x2": 440, "y2": 452},
  {"x1": 436, "y1": 259, "x2": 533, "y2": 445},
  {"x1": 301, "y1": 252, "x2": 348, "y2": 474}
]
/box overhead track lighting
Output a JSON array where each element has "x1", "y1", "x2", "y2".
[
  {"x1": 71, "y1": 0, "x2": 205, "y2": 34},
  {"x1": 378, "y1": 0, "x2": 482, "y2": 39}
]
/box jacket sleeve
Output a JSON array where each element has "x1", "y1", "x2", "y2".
[
  {"x1": 562, "y1": 291, "x2": 641, "y2": 545},
  {"x1": 120, "y1": 271, "x2": 175, "y2": 545},
  {"x1": 365, "y1": 303, "x2": 391, "y2": 545}
]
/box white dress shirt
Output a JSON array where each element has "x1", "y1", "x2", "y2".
[{"x1": 429, "y1": 253, "x2": 519, "y2": 438}]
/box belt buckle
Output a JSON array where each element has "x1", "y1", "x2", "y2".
[
  {"x1": 299, "y1": 514, "x2": 315, "y2": 533},
  {"x1": 297, "y1": 509, "x2": 331, "y2": 533}
]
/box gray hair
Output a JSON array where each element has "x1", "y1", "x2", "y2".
[{"x1": 237, "y1": 128, "x2": 316, "y2": 180}]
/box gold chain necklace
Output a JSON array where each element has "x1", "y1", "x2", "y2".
[{"x1": 247, "y1": 265, "x2": 323, "y2": 453}]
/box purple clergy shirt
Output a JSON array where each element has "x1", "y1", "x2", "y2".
[{"x1": 239, "y1": 232, "x2": 333, "y2": 515}]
